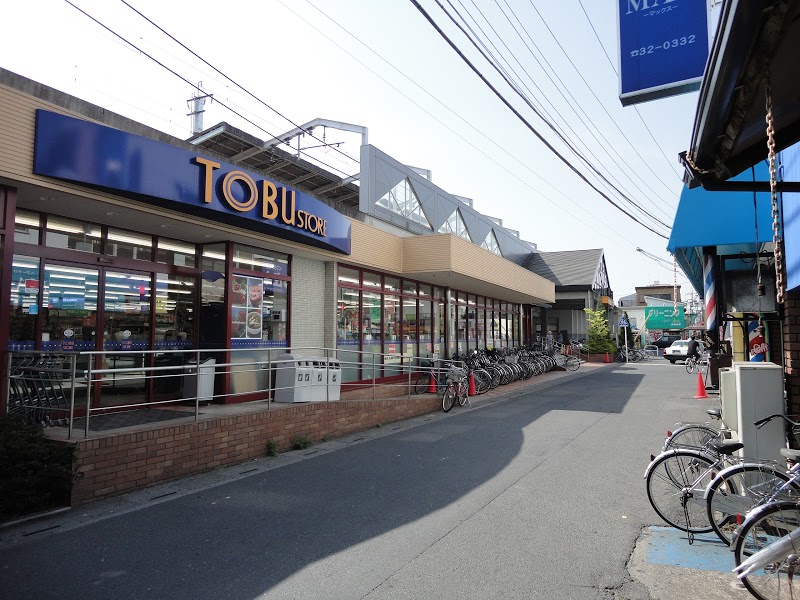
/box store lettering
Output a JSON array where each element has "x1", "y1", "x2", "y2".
[
  {"x1": 193, "y1": 157, "x2": 327, "y2": 237},
  {"x1": 626, "y1": 0, "x2": 676, "y2": 14}
]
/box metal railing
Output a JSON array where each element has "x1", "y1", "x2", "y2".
[{"x1": 5, "y1": 347, "x2": 461, "y2": 439}]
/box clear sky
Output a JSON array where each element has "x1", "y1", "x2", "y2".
[{"x1": 1, "y1": 0, "x2": 720, "y2": 301}]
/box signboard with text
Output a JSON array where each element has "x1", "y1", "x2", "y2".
[
  {"x1": 618, "y1": 0, "x2": 709, "y2": 105},
  {"x1": 645, "y1": 306, "x2": 686, "y2": 329}
]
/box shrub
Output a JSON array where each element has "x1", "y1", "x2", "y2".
[
  {"x1": 266, "y1": 439, "x2": 279, "y2": 457},
  {"x1": 293, "y1": 435, "x2": 312, "y2": 450},
  {"x1": 0, "y1": 416, "x2": 79, "y2": 520},
  {"x1": 583, "y1": 307, "x2": 616, "y2": 354}
]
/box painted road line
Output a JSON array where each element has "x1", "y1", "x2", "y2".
[{"x1": 646, "y1": 526, "x2": 734, "y2": 573}]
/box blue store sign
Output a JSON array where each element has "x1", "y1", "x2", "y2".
[
  {"x1": 617, "y1": 0, "x2": 709, "y2": 106},
  {"x1": 33, "y1": 110, "x2": 351, "y2": 254}
]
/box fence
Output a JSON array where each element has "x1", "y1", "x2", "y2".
[{"x1": 5, "y1": 347, "x2": 461, "y2": 439}]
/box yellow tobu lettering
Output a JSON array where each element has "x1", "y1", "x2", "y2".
[
  {"x1": 261, "y1": 180, "x2": 278, "y2": 219},
  {"x1": 221, "y1": 171, "x2": 258, "y2": 212},
  {"x1": 194, "y1": 157, "x2": 220, "y2": 203},
  {"x1": 280, "y1": 188, "x2": 296, "y2": 225}
]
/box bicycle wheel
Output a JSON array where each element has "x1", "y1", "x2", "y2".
[
  {"x1": 646, "y1": 450, "x2": 716, "y2": 533},
  {"x1": 706, "y1": 463, "x2": 795, "y2": 545},
  {"x1": 412, "y1": 373, "x2": 431, "y2": 395},
  {"x1": 685, "y1": 359, "x2": 695, "y2": 374},
  {"x1": 442, "y1": 383, "x2": 457, "y2": 412},
  {"x1": 663, "y1": 424, "x2": 720, "y2": 452},
  {"x1": 733, "y1": 500, "x2": 800, "y2": 600},
  {"x1": 564, "y1": 356, "x2": 580, "y2": 371},
  {"x1": 458, "y1": 381, "x2": 469, "y2": 406}
]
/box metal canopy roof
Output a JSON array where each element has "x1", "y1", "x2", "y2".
[
  {"x1": 682, "y1": 0, "x2": 800, "y2": 188},
  {"x1": 187, "y1": 121, "x2": 361, "y2": 214}
]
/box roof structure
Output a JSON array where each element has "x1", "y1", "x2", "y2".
[{"x1": 522, "y1": 249, "x2": 604, "y2": 288}]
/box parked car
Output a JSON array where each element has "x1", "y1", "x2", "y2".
[
  {"x1": 664, "y1": 339, "x2": 705, "y2": 363},
  {"x1": 652, "y1": 334, "x2": 681, "y2": 349}
]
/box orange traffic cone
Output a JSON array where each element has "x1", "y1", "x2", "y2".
[
  {"x1": 427, "y1": 373, "x2": 437, "y2": 394},
  {"x1": 605, "y1": 352, "x2": 611, "y2": 363},
  {"x1": 468, "y1": 371, "x2": 477, "y2": 396},
  {"x1": 693, "y1": 372, "x2": 708, "y2": 399}
]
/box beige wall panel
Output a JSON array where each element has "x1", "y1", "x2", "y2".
[
  {"x1": 401, "y1": 234, "x2": 453, "y2": 272},
  {"x1": 346, "y1": 219, "x2": 403, "y2": 273}
]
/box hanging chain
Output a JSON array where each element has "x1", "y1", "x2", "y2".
[
  {"x1": 682, "y1": 152, "x2": 714, "y2": 175},
  {"x1": 765, "y1": 80, "x2": 785, "y2": 305}
]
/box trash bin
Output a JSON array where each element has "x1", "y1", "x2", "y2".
[
  {"x1": 309, "y1": 359, "x2": 328, "y2": 402},
  {"x1": 326, "y1": 359, "x2": 342, "y2": 401},
  {"x1": 184, "y1": 357, "x2": 216, "y2": 403},
  {"x1": 274, "y1": 354, "x2": 312, "y2": 403}
]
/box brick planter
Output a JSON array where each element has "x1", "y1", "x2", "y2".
[
  {"x1": 69, "y1": 395, "x2": 440, "y2": 505},
  {"x1": 586, "y1": 353, "x2": 613, "y2": 364}
]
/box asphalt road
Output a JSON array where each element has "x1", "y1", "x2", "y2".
[{"x1": 0, "y1": 363, "x2": 735, "y2": 600}]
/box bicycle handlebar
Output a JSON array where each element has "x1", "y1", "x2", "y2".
[{"x1": 754, "y1": 414, "x2": 800, "y2": 429}]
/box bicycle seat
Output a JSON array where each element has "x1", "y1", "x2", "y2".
[
  {"x1": 707, "y1": 440, "x2": 744, "y2": 455},
  {"x1": 781, "y1": 448, "x2": 800, "y2": 461},
  {"x1": 706, "y1": 408, "x2": 722, "y2": 419}
]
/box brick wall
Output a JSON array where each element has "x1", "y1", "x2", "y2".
[
  {"x1": 785, "y1": 289, "x2": 800, "y2": 414},
  {"x1": 290, "y1": 256, "x2": 326, "y2": 350},
  {"x1": 70, "y1": 396, "x2": 439, "y2": 505}
]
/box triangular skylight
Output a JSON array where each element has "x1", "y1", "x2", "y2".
[
  {"x1": 376, "y1": 178, "x2": 431, "y2": 228},
  {"x1": 481, "y1": 230, "x2": 502, "y2": 255},
  {"x1": 438, "y1": 208, "x2": 471, "y2": 241}
]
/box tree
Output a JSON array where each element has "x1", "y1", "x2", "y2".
[{"x1": 583, "y1": 307, "x2": 616, "y2": 354}]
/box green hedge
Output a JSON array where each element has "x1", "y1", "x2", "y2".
[{"x1": 0, "y1": 416, "x2": 79, "y2": 520}]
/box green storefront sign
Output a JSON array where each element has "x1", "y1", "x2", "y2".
[{"x1": 644, "y1": 306, "x2": 686, "y2": 329}]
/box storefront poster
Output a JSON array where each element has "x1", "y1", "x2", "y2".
[{"x1": 231, "y1": 276, "x2": 263, "y2": 339}]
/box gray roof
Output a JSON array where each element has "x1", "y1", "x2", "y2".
[{"x1": 523, "y1": 249, "x2": 604, "y2": 288}]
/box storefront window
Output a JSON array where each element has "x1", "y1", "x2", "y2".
[
  {"x1": 384, "y1": 276, "x2": 400, "y2": 293},
  {"x1": 448, "y1": 300, "x2": 456, "y2": 357},
  {"x1": 337, "y1": 286, "x2": 360, "y2": 383},
  {"x1": 403, "y1": 280, "x2": 417, "y2": 296},
  {"x1": 467, "y1": 295, "x2": 477, "y2": 350},
  {"x1": 363, "y1": 271, "x2": 381, "y2": 289},
  {"x1": 457, "y1": 297, "x2": 467, "y2": 354},
  {"x1": 46, "y1": 216, "x2": 101, "y2": 253},
  {"x1": 419, "y1": 283, "x2": 432, "y2": 298},
  {"x1": 384, "y1": 294, "x2": 401, "y2": 374},
  {"x1": 362, "y1": 290, "x2": 382, "y2": 379},
  {"x1": 106, "y1": 228, "x2": 153, "y2": 261},
  {"x1": 419, "y1": 300, "x2": 433, "y2": 357},
  {"x1": 263, "y1": 280, "x2": 288, "y2": 344},
  {"x1": 338, "y1": 266, "x2": 360, "y2": 286},
  {"x1": 43, "y1": 263, "x2": 99, "y2": 351},
  {"x1": 155, "y1": 273, "x2": 195, "y2": 349},
  {"x1": 402, "y1": 297, "x2": 418, "y2": 363},
  {"x1": 477, "y1": 304, "x2": 485, "y2": 349},
  {"x1": 14, "y1": 211, "x2": 40, "y2": 245},
  {"x1": 9, "y1": 255, "x2": 39, "y2": 350},
  {"x1": 435, "y1": 298, "x2": 445, "y2": 358},
  {"x1": 103, "y1": 271, "x2": 152, "y2": 349},
  {"x1": 159, "y1": 238, "x2": 196, "y2": 268},
  {"x1": 233, "y1": 244, "x2": 288, "y2": 276},
  {"x1": 230, "y1": 274, "x2": 265, "y2": 341}
]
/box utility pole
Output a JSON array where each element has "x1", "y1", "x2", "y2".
[{"x1": 187, "y1": 82, "x2": 213, "y2": 136}]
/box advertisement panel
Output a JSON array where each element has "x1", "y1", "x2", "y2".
[
  {"x1": 618, "y1": 0, "x2": 709, "y2": 105},
  {"x1": 644, "y1": 306, "x2": 686, "y2": 329}
]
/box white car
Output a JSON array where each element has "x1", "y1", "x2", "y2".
[{"x1": 663, "y1": 339, "x2": 705, "y2": 364}]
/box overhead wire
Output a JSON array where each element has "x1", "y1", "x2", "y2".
[
  {"x1": 63, "y1": 0, "x2": 354, "y2": 178},
  {"x1": 287, "y1": 0, "x2": 654, "y2": 251},
  {"x1": 408, "y1": 0, "x2": 668, "y2": 239},
  {"x1": 575, "y1": 0, "x2": 685, "y2": 181},
  {"x1": 439, "y1": 0, "x2": 671, "y2": 234},
  {"x1": 451, "y1": 0, "x2": 673, "y2": 231},
  {"x1": 116, "y1": 0, "x2": 361, "y2": 170}
]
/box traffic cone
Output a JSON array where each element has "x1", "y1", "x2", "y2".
[
  {"x1": 605, "y1": 352, "x2": 611, "y2": 363},
  {"x1": 427, "y1": 373, "x2": 437, "y2": 394},
  {"x1": 693, "y1": 372, "x2": 708, "y2": 399},
  {"x1": 468, "y1": 371, "x2": 477, "y2": 396}
]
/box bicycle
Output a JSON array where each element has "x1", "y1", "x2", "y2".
[
  {"x1": 684, "y1": 352, "x2": 709, "y2": 375},
  {"x1": 554, "y1": 352, "x2": 581, "y2": 371},
  {"x1": 441, "y1": 364, "x2": 469, "y2": 412},
  {"x1": 411, "y1": 358, "x2": 450, "y2": 397}
]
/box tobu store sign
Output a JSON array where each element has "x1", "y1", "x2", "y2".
[
  {"x1": 32, "y1": 110, "x2": 351, "y2": 254},
  {"x1": 617, "y1": 0, "x2": 709, "y2": 106}
]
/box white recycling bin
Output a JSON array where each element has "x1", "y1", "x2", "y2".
[
  {"x1": 183, "y1": 357, "x2": 216, "y2": 403},
  {"x1": 326, "y1": 359, "x2": 342, "y2": 401},
  {"x1": 309, "y1": 359, "x2": 328, "y2": 402},
  {"x1": 274, "y1": 354, "x2": 312, "y2": 403}
]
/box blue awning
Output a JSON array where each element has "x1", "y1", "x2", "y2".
[
  {"x1": 667, "y1": 161, "x2": 775, "y2": 294},
  {"x1": 783, "y1": 144, "x2": 800, "y2": 291}
]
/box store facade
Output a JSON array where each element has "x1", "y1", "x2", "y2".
[{"x1": 0, "y1": 68, "x2": 555, "y2": 413}]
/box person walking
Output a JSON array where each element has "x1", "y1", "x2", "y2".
[{"x1": 545, "y1": 330, "x2": 554, "y2": 356}]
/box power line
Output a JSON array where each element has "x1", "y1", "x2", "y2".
[
  {"x1": 451, "y1": 0, "x2": 674, "y2": 230},
  {"x1": 63, "y1": 0, "x2": 353, "y2": 178},
  {"x1": 438, "y1": 0, "x2": 671, "y2": 234},
  {"x1": 116, "y1": 0, "x2": 360, "y2": 169},
  {"x1": 575, "y1": 0, "x2": 685, "y2": 181},
  {"x1": 408, "y1": 0, "x2": 668, "y2": 238}
]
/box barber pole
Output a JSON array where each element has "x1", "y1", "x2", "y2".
[{"x1": 704, "y1": 255, "x2": 716, "y2": 332}]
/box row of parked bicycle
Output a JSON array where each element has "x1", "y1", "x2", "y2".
[
  {"x1": 646, "y1": 409, "x2": 800, "y2": 600},
  {"x1": 413, "y1": 346, "x2": 581, "y2": 412}
]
